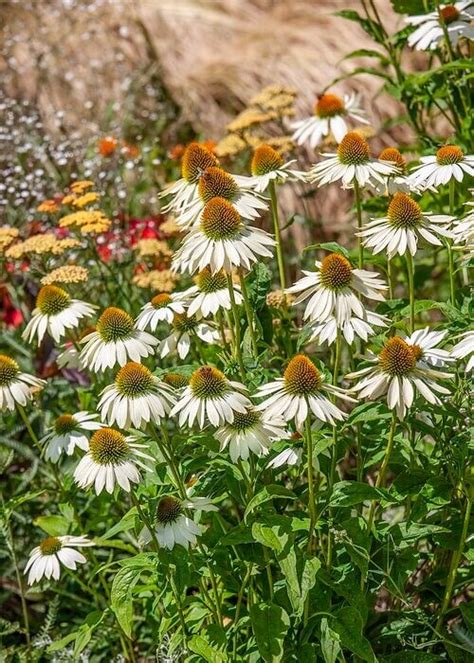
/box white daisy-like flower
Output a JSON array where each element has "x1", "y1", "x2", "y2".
[
  {"x1": 450, "y1": 331, "x2": 474, "y2": 372},
  {"x1": 215, "y1": 407, "x2": 288, "y2": 462},
  {"x1": 255, "y1": 354, "x2": 355, "y2": 428},
  {"x1": 404, "y1": 327, "x2": 454, "y2": 368},
  {"x1": 160, "y1": 142, "x2": 219, "y2": 213},
  {"x1": 286, "y1": 252, "x2": 387, "y2": 324},
  {"x1": 74, "y1": 428, "x2": 153, "y2": 494},
  {"x1": 140, "y1": 495, "x2": 217, "y2": 550},
  {"x1": 346, "y1": 336, "x2": 452, "y2": 419},
  {"x1": 291, "y1": 92, "x2": 368, "y2": 148},
  {"x1": 407, "y1": 145, "x2": 474, "y2": 190},
  {"x1": 158, "y1": 312, "x2": 219, "y2": 359},
  {"x1": 452, "y1": 201, "x2": 474, "y2": 257},
  {"x1": 80, "y1": 307, "x2": 158, "y2": 372},
  {"x1": 172, "y1": 197, "x2": 275, "y2": 275},
  {"x1": 170, "y1": 365, "x2": 251, "y2": 429},
  {"x1": 0, "y1": 354, "x2": 45, "y2": 412},
  {"x1": 22, "y1": 285, "x2": 96, "y2": 346},
  {"x1": 405, "y1": 2, "x2": 474, "y2": 51},
  {"x1": 267, "y1": 446, "x2": 303, "y2": 469},
  {"x1": 176, "y1": 166, "x2": 267, "y2": 229},
  {"x1": 307, "y1": 131, "x2": 399, "y2": 189},
  {"x1": 98, "y1": 361, "x2": 176, "y2": 429},
  {"x1": 40, "y1": 411, "x2": 104, "y2": 463},
  {"x1": 135, "y1": 293, "x2": 186, "y2": 331},
  {"x1": 180, "y1": 268, "x2": 242, "y2": 318},
  {"x1": 246, "y1": 144, "x2": 306, "y2": 193},
  {"x1": 25, "y1": 535, "x2": 94, "y2": 585},
  {"x1": 358, "y1": 192, "x2": 454, "y2": 259},
  {"x1": 373, "y1": 147, "x2": 420, "y2": 195},
  {"x1": 305, "y1": 310, "x2": 388, "y2": 346}
]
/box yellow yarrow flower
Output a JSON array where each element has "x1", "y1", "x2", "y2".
[
  {"x1": 5, "y1": 234, "x2": 81, "y2": 259},
  {"x1": 41, "y1": 265, "x2": 89, "y2": 286}
]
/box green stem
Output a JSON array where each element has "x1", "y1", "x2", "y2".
[
  {"x1": 435, "y1": 491, "x2": 472, "y2": 631},
  {"x1": 304, "y1": 414, "x2": 317, "y2": 552},
  {"x1": 238, "y1": 270, "x2": 258, "y2": 357},
  {"x1": 447, "y1": 178, "x2": 456, "y2": 305},
  {"x1": 226, "y1": 273, "x2": 246, "y2": 380},
  {"x1": 406, "y1": 252, "x2": 415, "y2": 334},
  {"x1": 366, "y1": 412, "x2": 397, "y2": 534},
  {"x1": 327, "y1": 333, "x2": 342, "y2": 570},
  {"x1": 17, "y1": 405, "x2": 42, "y2": 455},
  {"x1": 388, "y1": 258, "x2": 394, "y2": 300},
  {"x1": 354, "y1": 179, "x2": 364, "y2": 269},
  {"x1": 269, "y1": 180, "x2": 287, "y2": 291}
]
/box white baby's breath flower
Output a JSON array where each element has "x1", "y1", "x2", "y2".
[
  {"x1": 74, "y1": 428, "x2": 153, "y2": 494},
  {"x1": 0, "y1": 354, "x2": 45, "y2": 412},
  {"x1": 22, "y1": 285, "x2": 96, "y2": 345},
  {"x1": 405, "y1": 2, "x2": 474, "y2": 51},
  {"x1": 25, "y1": 535, "x2": 93, "y2": 585},
  {"x1": 40, "y1": 411, "x2": 103, "y2": 463},
  {"x1": 292, "y1": 92, "x2": 368, "y2": 148}
]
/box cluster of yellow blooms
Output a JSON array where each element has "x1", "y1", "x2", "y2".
[
  {"x1": 41, "y1": 265, "x2": 89, "y2": 286},
  {"x1": 0, "y1": 226, "x2": 20, "y2": 252},
  {"x1": 134, "y1": 239, "x2": 173, "y2": 260},
  {"x1": 132, "y1": 269, "x2": 178, "y2": 292},
  {"x1": 59, "y1": 210, "x2": 111, "y2": 234},
  {"x1": 5, "y1": 234, "x2": 81, "y2": 259}
]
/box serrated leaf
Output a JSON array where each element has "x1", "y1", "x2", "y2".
[{"x1": 250, "y1": 603, "x2": 289, "y2": 662}]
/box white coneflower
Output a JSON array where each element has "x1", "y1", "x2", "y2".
[
  {"x1": 408, "y1": 145, "x2": 474, "y2": 190},
  {"x1": 286, "y1": 252, "x2": 387, "y2": 323},
  {"x1": 135, "y1": 293, "x2": 186, "y2": 331},
  {"x1": 452, "y1": 202, "x2": 474, "y2": 257},
  {"x1": 255, "y1": 354, "x2": 355, "y2": 428},
  {"x1": 450, "y1": 331, "x2": 474, "y2": 372},
  {"x1": 176, "y1": 166, "x2": 267, "y2": 228},
  {"x1": 98, "y1": 362, "x2": 176, "y2": 429},
  {"x1": 181, "y1": 268, "x2": 242, "y2": 318},
  {"x1": 40, "y1": 411, "x2": 103, "y2": 463},
  {"x1": 374, "y1": 147, "x2": 419, "y2": 195},
  {"x1": 170, "y1": 365, "x2": 251, "y2": 428},
  {"x1": 74, "y1": 428, "x2": 153, "y2": 494},
  {"x1": 172, "y1": 197, "x2": 275, "y2": 275},
  {"x1": 215, "y1": 407, "x2": 288, "y2": 462},
  {"x1": 25, "y1": 535, "x2": 94, "y2": 585},
  {"x1": 267, "y1": 446, "x2": 303, "y2": 469},
  {"x1": 358, "y1": 192, "x2": 454, "y2": 259},
  {"x1": 405, "y1": 2, "x2": 474, "y2": 51},
  {"x1": 404, "y1": 327, "x2": 454, "y2": 368},
  {"x1": 307, "y1": 131, "x2": 399, "y2": 189},
  {"x1": 291, "y1": 92, "x2": 368, "y2": 147},
  {"x1": 80, "y1": 307, "x2": 158, "y2": 372},
  {"x1": 22, "y1": 285, "x2": 96, "y2": 345},
  {"x1": 0, "y1": 354, "x2": 45, "y2": 412},
  {"x1": 248, "y1": 145, "x2": 306, "y2": 193},
  {"x1": 160, "y1": 142, "x2": 219, "y2": 213},
  {"x1": 305, "y1": 310, "x2": 388, "y2": 346},
  {"x1": 140, "y1": 495, "x2": 217, "y2": 550},
  {"x1": 159, "y1": 312, "x2": 219, "y2": 360},
  {"x1": 346, "y1": 336, "x2": 452, "y2": 419}
]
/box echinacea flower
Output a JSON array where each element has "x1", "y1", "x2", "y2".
[
  {"x1": 346, "y1": 336, "x2": 452, "y2": 419},
  {"x1": 74, "y1": 428, "x2": 153, "y2": 494},
  {"x1": 25, "y1": 535, "x2": 94, "y2": 585},
  {"x1": 358, "y1": 192, "x2": 454, "y2": 258},
  {"x1": 267, "y1": 446, "x2": 303, "y2": 469},
  {"x1": 80, "y1": 307, "x2": 158, "y2": 372},
  {"x1": 0, "y1": 354, "x2": 45, "y2": 412},
  {"x1": 22, "y1": 285, "x2": 96, "y2": 345},
  {"x1": 140, "y1": 495, "x2": 217, "y2": 550},
  {"x1": 248, "y1": 145, "x2": 306, "y2": 193},
  {"x1": 135, "y1": 293, "x2": 186, "y2": 331},
  {"x1": 172, "y1": 197, "x2": 275, "y2": 275},
  {"x1": 160, "y1": 142, "x2": 219, "y2": 213},
  {"x1": 98, "y1": 362, "x2": 176, "y2": 429},
  {"x1": 159, "y1": 312, "x2": 219, "y2": 359},
  {"x1": 374, "y1": 147, "x2": 419, "y2": 195},
  {"x1": 181, "y1": 268, "x2": 243, "y2": 318},
  {"x1": 255, "y1": 354, "x2": 355, "y2": 428},
  {"x1": 307, "y1": 131, "x2": 398, "y2": 189},
  {"x1": 405, "y1": 2, "x2": 474, "y2": 51},
  {"x1": 215, "y1": 407, "x2": 288, "y2": 462},
  {"x1": 291, "y1": 92, "x2": 368, "y2": 148},
  {"x1": 176, "y1": 166, "x2": 267, "y2": 229},
  {"x1": 305, "y1": 310, "x2": 388, "y2": 346},
  {"x1": 452, "y1": 201, "x2": 474, "y2": 257},
  {"x1": 40, "y1": 411, "x2": 104, "y2": 463},
  {"x1": 286, "y1": 252, "x2": 387, "y2": 323},
  {"x1": 170, "y1": 365, "x2": 251, "y2": 428},
  {"x1": 404, "y1": 327, "x2": 454, "y2": 368},
  {"x1": 450, "y1": 331, "x2": 474, "y2": 372},
  {"x1": 408, "y1": 145, "x2": 474, "y2": 190}
]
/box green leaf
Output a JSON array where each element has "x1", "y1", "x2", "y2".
[
  {"x1": 331, "y1": 607, "x2": 375, "y2": 662},
  {"x1": 34, "y1": 515, "x2": 70, "y2": 537},
  {"x1": 251, "y1": 522, "x2": 289, "y2": 555},
  {"x1": 188, "y1": 635, "x2": 228, "y2": 662},
  {"x1": 320, "y1": 617, "x2": 341, "y2": 663},
  {"x1": 329, "y1": 481, "x2": 392, "y2": 507},
  {"x1": 250, "y1": 603, "x2": 290, "y2": 662},
  {"x1": 111, "y1": 561, "x2": 152, "y2": 638},
  {"x1": 278, "y1": 547, "x2": 300, "y2": 614},
  {"x1": 342, "y1": 48, "x2": 389, "y2": 63},
  {"x1": 346, "y1": 402, "x2": 392, "y2": 425},
  {"x1": 390, "y1": 0, "x2": 429, "y2": 14},
  {"x1": 73, "y1": 624, "x2": 91, "y2": 658},
  {"x1": 101, "y1": 507, "x2": 138, "y2": 540},
  {"x1": 47, "y1": 632, "x2": 78, "y2": 653},
  {"x1": 299, "y1": 557, "x2": 321, "y2": 618},
  {"x1": 244, "y1": 485, "x2": 296, "y2": 518},
  {"x1": 303, "y1": 241, "x2": 349, "y2": 259}
]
